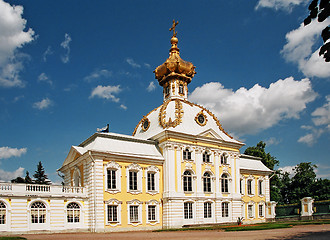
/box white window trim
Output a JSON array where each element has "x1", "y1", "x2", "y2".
[
  {"x1": 203, "y1": 201, "x2": 214, "y2": 219},
  {"x1": 182, "y1": 146, "x2": 194, "y2": 161},
  {"x1": 65, "y1": 201, "x2": 84, "y2": 228},
  {"x1": 220, "y1": 152, "x2": 229, "y2": 165},
  {"x1": 126, "y1": 163, "x2": 142, "y2": 194},
  {"x1": 183, "y1": 201, "x2": 194, "y2": 221},
  {"x1": 146, "y1": 200, "x2": 160, "y2": 225},
  {"x1": 240, "y1": 175, "x2": 245, "y2": 195},
  {"x1": 248, "y1": 201, "x2": 255, "y2": 219},
  {"x1": 0, "y1": 199, "x2": 11, "y2": 231},
  {"x1": 105, "y1": 161, "x2": 121, "y2": 194},
  {"x1": 258, "y1": 177, "x2": 265, "y2": 196},
  {"x1": 202, "y1": 150, "x2": 213, "y2": 164},
  {"x1": 247, "y1": 175, "x2": 255, "y2": 196},
  {"x1": 27, "y1": 199, "x2": 50, "y2": 231},
  {"x1": 105, "y1": 199, "x2": 122, "y2": 226},
  {"x1": 221, "y1": 201, "x2": 230, "y2": 218},
  {"x1": 182, "y1": 167, "x2": 196, "y2": 193},
  {"x1": 202, "y1": 170, "x2": 215, "y2": 194},
  {"x1": 258, "y1": 202, "x2": 265, "y2": 218},
  {"x1": 220, "y1": 171, "x2": 232, "y2": 194},
  {"x1": 241, "y1": 202, "x2": 245, "y2": 220},
  {"x1": 127, "y1": 199, "x2": 142, "y2": 226},
  {"x1": 145, "y1": 166, "x2": 160, "y2": 195}
]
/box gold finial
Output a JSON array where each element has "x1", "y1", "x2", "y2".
[{"x1": 169, "y1": 20, "x2": 179, "y2": 37}]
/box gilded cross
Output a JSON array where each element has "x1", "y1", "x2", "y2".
[{"x1": 169, "y1": 20, "x2": 179, "y2": 37}]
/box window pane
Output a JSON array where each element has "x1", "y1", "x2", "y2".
[
  {"x1": 204, "y1": 202, "x2": 212, "y2": 218},
  {"x1": 148, "y1": 205, "x2": 156, "y2": 221},
  {"x1": 108, "y1": 205, "x2": 118, "y2": 222},
  {"x1": 184, "y1": 202, "x2": 193, "y2": 219},
  {"x1": 148, "y1": 173, "x2": 155, "y2": 191},
  {"x1": 130, "y1": 206, "x2": 139, "y2": 222},
  {"x1": 129, "y1": 171, "x2": 137, "y2": 190}
]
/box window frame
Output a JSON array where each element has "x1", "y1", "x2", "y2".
[
  {"x1": 106, "y1": 199, "x2": 122, "y2": 226},
  {"x1": 66, "y1": 202, "x2": 81, "y2": 224},
  {"x1": 146, "y1": 200, "x2": 160, "y2": 225},
  {"x1": 259, "y1": 203, "x2": 264, "y2": 218},
  {"x1": 30, "y1": 201, "x2": 47, "y2": 224},
  {"x1": 221, "y1": 202, "x2": 229, "y2": 218},
  {"x1": 127, "y1": 199, "x2": 142, "y2": 226},
  {"x1": 145, "y1": 166, "x2": 160, "y2": 195},
  {"x1": 220, "y1": 153, "x2": 228, "y2": 165},
  {"x1": 0, "y1": 201, "x2": 6, "y2": 225},
  {"x1": 105, "y1": 161, "x2": 121, "y2": 194},
  {"x1": 202, "y1": 152, "x2": 211, "y2": 163},
  {"x1": 126, "y1": 163, "x2": 142, "y2": 194},
  {"x1": 204, "y1": 202, "x2": 212, "y2": 219},
  {"x1": 183, "y1": 170, "x2": 193, "y2": 192},
  {"x1": 184, "y1": 202, "x2": 193, "y2": 219},
  {"x1": 221, "y1": 173, "x2": 230, "y2": 193},
  {"x1": 248, "y1": 203, "x2": 255, "y2": 218},
  {"x1": 183, "y1": 148, "x2": 192, "y2": 160},
  {"x1": 203, "y1": 172, "x2": 212, "y2": 193}
]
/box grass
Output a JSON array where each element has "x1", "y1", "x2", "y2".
[
  {"x1": 0, "y1": 237, "x2": 27, "y2": 240},
  {"x1": 153, "y1": 219, "x2": 330, "y2": 232}
]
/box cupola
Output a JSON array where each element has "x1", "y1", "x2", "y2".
[{"x1": 154, "y1": 20, "x2": 196, "y2": 101}]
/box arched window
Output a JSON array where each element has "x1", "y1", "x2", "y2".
[
  {"x1": 31, "y1": 201, "x2": 46, "y2": 224},
  {"x1": 67, "y1": 202, "x2": 80, "y2": 223},
  {"x1": 72, "y1": 168, "x2": 81, "y2": 187},
  {"x1": 203, "y1": 172, "x2": 211, "y2": 193},
  {"x1": 221, "y1": 174, "x2": 229, "y2": 193},
  {"x1": 179, "y1": 84, "x2": 184, "y2": 94},
  {"x1": 183, "y1": 171, "x2": 192, "y2": 192},
  {"x1": 0, "y1": 201, "x2": 6, "y2": 225},
  {"x1": 221, "y1": 153, "x2": 228, "y2": 164}
]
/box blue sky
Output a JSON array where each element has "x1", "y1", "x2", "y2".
[{"x1": 0, "y1": 0, "x2": 329, "y2": 183}]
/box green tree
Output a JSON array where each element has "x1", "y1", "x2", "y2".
[
  {"x1": 290, "y1": 162, "x2": 317, "y2": 203},
  {"x1": 312, "y1": 178, "x2": 330, "y2": 201},
  {"x1": 244, "y1": 141, "x2": 279, "y2": 170},
  {"x1": 304, "y1": 0, "x2": 330, "y2": 62},
  {"x1": 279, "y1": 171, "x2": 292, "y2": 204},
  {"x1": 244, "y1": 141, "x2": 281, "y2": 202},
  {"x1": 33, "y1": 161, "x2": 51, "y2": 185}
]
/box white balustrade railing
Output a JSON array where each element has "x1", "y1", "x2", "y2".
[{"x1": 0, "y1": 183, "x2": 86, "y2": 197}]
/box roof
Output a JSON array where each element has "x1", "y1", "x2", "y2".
[
  {"x1": 133, "y1": 98, "x2": 243, "y2": 145},
  {"x1": 239, "y1": 156, "x2": 272, "y2": 173}
]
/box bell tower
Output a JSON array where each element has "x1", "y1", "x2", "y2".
[{"x1": 154, "y1": 20, "x2": 196, "y2": 101}]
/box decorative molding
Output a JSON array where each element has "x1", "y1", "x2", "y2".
[
  {"x1": 105, "y1": 199, "x2": 122, "y2": 205},
  {"x1": 195, "y1": 110, "x2": 208, "y2": 126},
  {"x1": 159, "y1": 99, "x2": 184, "y2": 129}
]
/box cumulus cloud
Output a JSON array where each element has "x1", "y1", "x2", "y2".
[
  {"x1": 38, "y1": 72, "x2": 52, "y2": 85},
  {"x1": 298, "y1": 96, "x2": 330, "y2": 146},
  {"x1": 255, "y1": 0, "x2": 307, "y2": 11},
  {"x1": 278, "y1": 165, "x2": 296, "y2": 176},
  {"x1": 126, "y1": 58, "x2": 141, "y2": 68},
  {"x1": 84, "y1": 69, "x2": 112, "y2": 82},
  {"x1": 60, "y1": 33, "x2": 72, "y2": 63},
  {"x1": 0, "y1": 167, "x2": 24, "y2": 182},
  {"x1": 189, "y1": 77, "x2": 317, "y2": 135},
  {"x1": 0, "y1": 146, "x2": 27, "y2": 159},
  {"x1": 0, "y1": 0, "x2": 35, "y2": 88},
  {"x1": 265, "y1": 137, "x2": 281, "y2": 146},
  {"x1": 147, "y1": 81, "x2": 156, "y2": 92},
  {"x1": 144, "y1": 63, "x2": 151, "y2": 68},
  {"x1": 281, "y1": 19, "x2": 330, "y2": 78},
  {"x1": 33, "y1": 98, "x2": 52, "y2": 110},
  {"x1": 42, "y1": 46, "x2": 53, "y2": 62},
  {"x1": 89, "y1": 85, "x2": 121, "y2": 102}
]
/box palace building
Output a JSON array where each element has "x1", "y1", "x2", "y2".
[{"x1": 0, "y1": 23, "x2": 276, "y2": 233}]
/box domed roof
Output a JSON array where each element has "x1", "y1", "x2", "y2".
[{"x1": 133, "y1": 98, "x2": 241, "y2": 144}]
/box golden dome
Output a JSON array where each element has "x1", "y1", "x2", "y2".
[{"x1": 154, "y1": 28, "x2": 196, "y2": 86}]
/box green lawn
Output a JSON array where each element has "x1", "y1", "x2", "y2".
[{"x1": 0, "y1": 237, "x2": 27, "y2": 240}]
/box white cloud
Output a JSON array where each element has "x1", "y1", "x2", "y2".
[
  {"x1": 265, "y1": 137, "x2": 281, "y2": 146},
  {"x1": 312, "y1": 95, "x2": 330, "y2": 129},
  {"x1": 189, "y1": 77, "x2": 317, "y2": 135},
  {"x1": 278, "y1": 165, "x2": 295, "y2": 176},
  {"x1": 0, "y1": 0, "x2": 35, "y2": 88},
  {"x1": 89, "y1": 85, "x2": 121, "y2": 102},
  {"x1": 120, "y1": 104, "x2": 127, "y2": 110},
  {"x1": 281, "y1": 19, "x2": 330, "y2": 78},
  {"x1": 60, "y1": 33, "x2": 72, "y2": 63},
  {"x1": 147, "y1": 81, "x2": 156, "y2": 92},
  {"x1": 298, "y1": 96, "x2": 330, "y2": 146},
  {"x1": 33, "y1": 98, "x2": 52, "y2": 110},
  {"x1": 84, "y1": 69, "x2": 112, "y2": 82},
  {"x1": 255, "y1": 0, "x2": 307, "y2": 11},
  {"x1": 0, "y1": 146, "x2": 27, "y2": 159},
  {"x1": 126, "y1": 58, "x2": 141, "y2": 68},
  {"x1": 315, "y1": 164, "x2": 330, "y2": 178},
  {"x1": 42, "y1": 46, "x2": 53, "y2": 62},
  {"x1": 0, "y1": 167, "x2": 24, "y2": 182},
  {"x1": 38, "y1": 72, "x2": 52, "y2": 85},
  {"x1": 144, "y1": 63, "x2": 151, "y2": 68}
]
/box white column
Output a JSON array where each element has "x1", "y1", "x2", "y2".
[
  {"x1": 301, "y1": 197, "x2": 314, "y2": 217},
  {"x1": 195, "y1": 147, "x2": 202, "y2": 195}
]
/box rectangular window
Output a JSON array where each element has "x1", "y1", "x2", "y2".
[
  {"x1": 247, "y1": 180, "x2": 252, "y2": 195},
  {"x1": 183, "y1": 149, "x2": 191, "y2": 160},
  {"x1": 129, "y1": 206, "x2": 139, "y2": 222},
  {"x1": 204, "y1": 202, "x2": 212, "y2": 218},
  {"x1": 107, "y1": 169, "x2": 116, "y2": 189},
  {"x1": 148, "y1": 205, "x2": 156, "y2": 221},
  {"x1": 259, "y1": 205, "x2": 264, "y2": 217},
  {"x1": 107, "y1": 205, "x2": 118, "y2": 223},
  {"x1": 129, "y1": 171, "x2": 137, "y2": 191},
  {"x1": 248, "y1": 205, "x2": 254, "y2": 218},
  {"x1": 258, "y1": 181, "x2": 263, "y2": 195},
  {"x1": 221, "y1": 202, "x2": 229, "y2": 217},
  {"x1": 184, "y1": 202, "x2": 193, "y2": 219},
  {"x1": 203, "y1": 153, "x2": 210, "y2": 162},
  {"x1": 240, "y1": 179, "x2": 243, "y2": 194},
  {"x1": 147, "y1": 172, "x2": 155, "y2": 191}
]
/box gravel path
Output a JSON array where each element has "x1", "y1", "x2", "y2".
[{"x1": 8, "y1": 224, "x2": 330, "y2": 240}]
